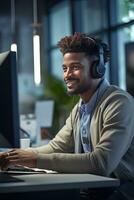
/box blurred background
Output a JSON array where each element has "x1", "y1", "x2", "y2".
[{"x1": 0, "y1": 0, "x2": 134, "y2": 145}]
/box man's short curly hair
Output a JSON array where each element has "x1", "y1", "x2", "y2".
[{"x1": 57, "y1": 32, "x2": 110, "y2": 63}]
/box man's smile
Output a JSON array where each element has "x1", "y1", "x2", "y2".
[{"x1": 65, "y1": 79, "x2": 79, "y2": 88}]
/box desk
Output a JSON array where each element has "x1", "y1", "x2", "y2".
[{"x1": 0, "y1": 173, "x2": 119, "y2": 200}]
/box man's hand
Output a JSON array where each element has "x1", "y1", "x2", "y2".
[{"x1": 0, "y1": 149, "x2": 37, "y2": 170}]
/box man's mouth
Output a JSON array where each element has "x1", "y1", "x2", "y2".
[{"x1": 65, "y1": 79, "x2": 78, "y2": 88}]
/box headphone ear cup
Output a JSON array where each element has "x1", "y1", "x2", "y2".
[
  {"x1": 90, "y1": 61, "x2": 99, "y2": 78},
  {"x1": 91, "y1": 60, "x2": 106, "y2": 79},
  {"x1": 97, "y1": 62, "x2": 106, "y2": 78}
]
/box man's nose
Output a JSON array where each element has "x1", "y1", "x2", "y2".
[{"x1": 65, "y1": 68, "x2": 73, "y2": 78}]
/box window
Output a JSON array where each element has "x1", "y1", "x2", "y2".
[
  {"x1": 50, "y1": 1, "x2": 71, "y2": 46},
  {"x1": 49, "y1": 0, "x2": 71, "y2": 79},
  {"x1": 81, "y1": 0, "x2": 107, "y2": 33},
  {"x1": 117, "y1": 0, "x2": 134, "y2": 24},
  {"x1": 50, "y1": 49, "x2": 63, "y2": 80},
  {"x1": 117, "y1": 25, "x2": 134, "y2": 91}
]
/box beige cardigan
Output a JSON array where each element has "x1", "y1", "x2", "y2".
[{"x1": 32, "y1": 85, "x2": 134, "y2": 181}]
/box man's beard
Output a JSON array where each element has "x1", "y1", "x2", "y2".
[{"x1": 66, "y1": 83, "x2": 90, "y2": 96}]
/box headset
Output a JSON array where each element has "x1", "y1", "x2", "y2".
[{"x1": 86, "y1": 37, "x2": 106, "y2": 79}]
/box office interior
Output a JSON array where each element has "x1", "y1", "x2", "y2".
[{"x1": 0, "y1": 0, "x2": 134, "y2": 146}]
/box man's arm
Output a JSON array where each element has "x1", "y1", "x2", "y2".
[{"x1": 0, "y1": 103, "x2": 78, "y2": 170}]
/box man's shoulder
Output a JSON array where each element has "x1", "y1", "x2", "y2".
[
  {"x1": 106, "y1": 85, "x2": 133, "y2": 99},
  {"x1": 101, "y1": 85, "x2": 134, "y2": 108}
]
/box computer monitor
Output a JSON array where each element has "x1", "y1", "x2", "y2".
[{"x1": 0, "y1": 51, "x2": 20, "y2": 148}]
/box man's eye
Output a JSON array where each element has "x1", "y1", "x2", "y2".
[
  {"x1": 63, "y1": 67, "x2": 67, "y2": 72},
  {"x1": 73, "y1": 66, "x2": 81, "y2": 70},
  {"x1": 62, "y1": 65, "x2": 81, "y2": 72}
]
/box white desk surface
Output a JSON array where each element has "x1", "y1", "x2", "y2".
[{"x1": 0, "y1": 173, "x2": 120, "y2": 193}]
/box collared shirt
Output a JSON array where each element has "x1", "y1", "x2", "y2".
[{"x1": 79, "y1": 79, "x2": 110, "y2": 153}]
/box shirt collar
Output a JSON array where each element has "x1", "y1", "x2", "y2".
[{"x1": 79, "y1": 79, "x2": 110, "y2": 114}]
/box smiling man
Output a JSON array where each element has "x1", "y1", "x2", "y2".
[{"x1": 0, "y1": 33, "x2": 134, "y2": 200}]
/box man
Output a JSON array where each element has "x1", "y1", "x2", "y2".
[{"x1": 0, "y1": 33, "x2": 134, "y2": 199}]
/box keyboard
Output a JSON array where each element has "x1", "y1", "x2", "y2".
[
  {"x1": 0, "y1": 165, "x2": 47, "y2": 183},
  {"x1": 0, "y1": 172, "x2": 24, "y2": 183},
  {"x1": 5, "y1": 165, "x2": 46, "y2": 174}
]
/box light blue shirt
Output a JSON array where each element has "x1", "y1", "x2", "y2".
[{"x1": 79, "y1": 79, "x2": 110, "y2": 153}]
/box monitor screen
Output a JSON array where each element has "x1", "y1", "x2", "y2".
[{"x1": 0, "y1": 51, "x2": 20, "y2": 148}]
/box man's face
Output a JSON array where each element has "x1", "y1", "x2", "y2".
[{"x1": 62, "y1": 52, "x2": 93, "y2": 95}]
